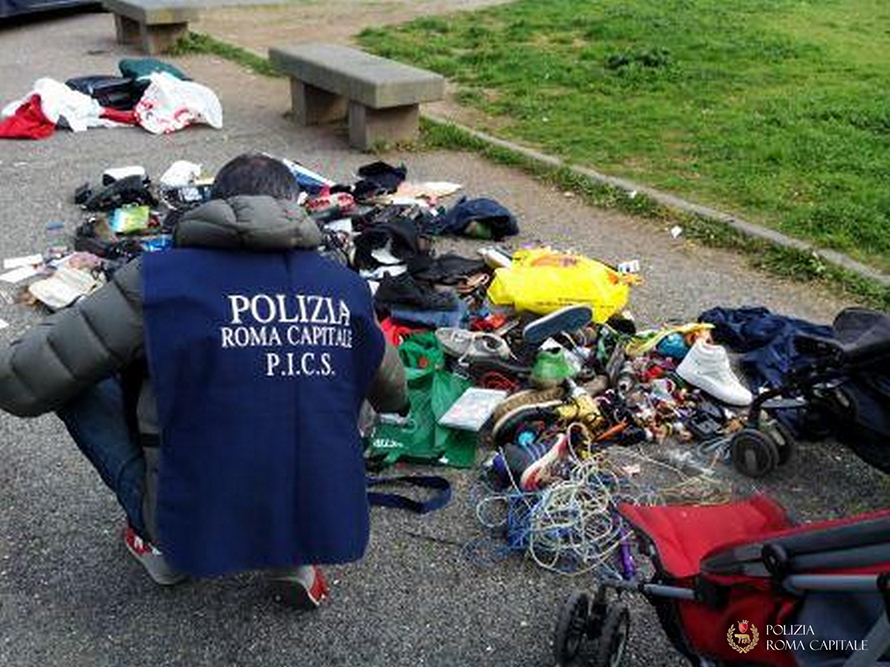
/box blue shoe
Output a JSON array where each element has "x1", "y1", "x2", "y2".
[{"x1": 490, "y1": 427, "x2": 569, "y2": 491}]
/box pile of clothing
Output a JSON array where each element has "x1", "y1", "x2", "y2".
[{"x1": 0, "y1": 57, "x2": 222, "y2": 140}]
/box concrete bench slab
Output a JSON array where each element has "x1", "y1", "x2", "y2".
[
  {"x1": 103, "y1": 0, "x2": 200, "y2": 55},
  {"x1": 269, "y1": 43, "x2": 445, "y2": 150}
]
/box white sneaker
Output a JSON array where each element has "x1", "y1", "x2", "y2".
[{"x1": 676, "y1": 339, "x2": 753, "y2": 406}]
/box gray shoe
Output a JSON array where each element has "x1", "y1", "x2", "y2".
[{"x1": 436, "y1": 328, "x2": 512, "y2": 360}]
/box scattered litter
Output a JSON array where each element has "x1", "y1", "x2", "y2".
[
  {"x1": 6, "y1": 152, "x2": 884, "y2": 600},
  {"x1": 28, "y1": 264, "x2": 103, "y2": 310},
  {"x1": 616, "y1": 259, "x2": 640, "y2": 274},
  {"x1": 2, "y1": 254, "x2": 43, "y2": 270},
  {"x1": 135, "y1": 72, "x2": 223, "y2": 134},
  {"x1": 109, "y1": 205, "x2": 151, "y2": 234},
  {"x1": 159, "y1": 160, "x2": 201, "y2": 188},
  {"x1": 0, "y1": 265, "x2": 41, "y2": 284}
]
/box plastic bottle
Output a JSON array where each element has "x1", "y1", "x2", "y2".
[
  {"x1": 615, "y1": 360, "x2": 636, "y2": 397},
  {"x1": 44, "y1": 221, "x2": 69, "y2": 262},
  {"x1": 477, "y1": 247, "x2": 513, "y2": 269}
]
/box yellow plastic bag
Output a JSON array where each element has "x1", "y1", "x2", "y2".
[{"x1": 487, "y1": 248, "x2": 637, "y2": 321}]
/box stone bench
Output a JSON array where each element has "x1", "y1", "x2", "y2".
[
  {"x1": 103, "y1": 0, "x2": 199, "y2": 55},
  {"x1": 268, "y1": 43, "x2": 445, "y2": 150}
]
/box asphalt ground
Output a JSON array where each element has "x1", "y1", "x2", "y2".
[{"x1": 1, "y1": 10, "x2": 888, "y2": 667}]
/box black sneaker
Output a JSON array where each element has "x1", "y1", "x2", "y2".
[
  {"x1": 374, "y1": 273, "x2": 457, "y2": 311},
  {"x1": 270, "y1": 565, "x2": 330, "y2": 610}
]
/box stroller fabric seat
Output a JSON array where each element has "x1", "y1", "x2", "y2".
[
  {"x1": 619, "y1": 497, "x2": 890, "y2": 666},
  {"x1": 796, "y1": 307, "x2": 890, "y2": 367},
  {"x1": 618, "y1": 495, "x2": 792, "y2": 579}
]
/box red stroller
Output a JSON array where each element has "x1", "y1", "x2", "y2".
[{"x1": 553, "y1": 496, "x2": 890, "y2": 666}]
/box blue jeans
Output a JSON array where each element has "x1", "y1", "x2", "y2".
[{"x1": 56, "y1": 377, "x2": 147, "y2": 537}]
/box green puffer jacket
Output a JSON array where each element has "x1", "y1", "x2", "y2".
[{"x1": 0, "y1": 195, "x2": 408, "y2": 537}]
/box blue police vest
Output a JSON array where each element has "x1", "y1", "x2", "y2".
[{"x1": 142, "y1": 248, "x2": 384, "y2": 577}]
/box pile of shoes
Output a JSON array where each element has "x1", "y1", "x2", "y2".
[{"x1": 292, "y1": 158, "x2": 761, "y2": 490}]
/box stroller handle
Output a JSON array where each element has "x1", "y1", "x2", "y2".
[{"x1": 784, "y1": 573, "x2": 889, "y2": 594}]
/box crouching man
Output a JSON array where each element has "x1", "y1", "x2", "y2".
[{"x1": 0, "y1": 153, "x2": 407, "y2": 608}]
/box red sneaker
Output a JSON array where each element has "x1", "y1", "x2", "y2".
[
  {"x1": 272, "y1": 565, "x2": 330, "y2": 610},
  {"x1": 123, "y1": 525, "x2": 187, "y2": 586}
]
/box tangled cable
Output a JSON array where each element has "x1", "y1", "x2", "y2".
[
  {"x1": 468, "y1": 437, "x2": 730, "y2": 575},
  {"x1": 471, "y1": 453, "x2": 661, "y2": 575}
]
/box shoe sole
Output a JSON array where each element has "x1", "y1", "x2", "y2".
[
  {"x1": 522, "y1": 305, "x2": 594, "y2": 346},
  {"x1": 491, "y1": 386, "x2": 567, "y2": 424},
  {"x1": 676, "y1": 363, "x2": 752, "y2": 406},
  {"x1": 460, "y1": 357, "x2": 533, "y2": 381}
]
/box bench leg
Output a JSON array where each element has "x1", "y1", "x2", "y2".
[
  {"x1": 114, "y1": 15, "x2": 141, "y2": 45},
  {"x1": 348, "y1": 102, "x2": 420, "y2": 151},
  {"x1": 139, "y1": 23, "x2": 189, "y2": 55},
  {"x1": 290, "y1": 80, "x2": 348, "y2": 125}
]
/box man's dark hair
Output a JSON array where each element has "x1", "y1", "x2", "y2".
[{"x1": 210, "y1": 153, "x2": 301, "y2": 201}]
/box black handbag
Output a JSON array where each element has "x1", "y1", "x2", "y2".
[{"x1": 65, "y1": 75, "x2": 142, "y2": 111}]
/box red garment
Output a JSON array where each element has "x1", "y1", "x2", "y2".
[
  {"x1": 379, "y1": 317, "x2": 424, "y2": 347},
  {"x1": 0, "y1": 94, "x2": 55, "y2": 139},
  {"x1": 100, "y1": 107, "x2": 137, "y2": 125}
]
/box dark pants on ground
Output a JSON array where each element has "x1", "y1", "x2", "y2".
[{"x1": 56, "y1": 377, "x2": 148, "y2": 537}]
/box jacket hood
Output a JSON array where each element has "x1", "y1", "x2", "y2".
[{"x1": 174, "y1": 196, "x2": 322, "y2": 251}]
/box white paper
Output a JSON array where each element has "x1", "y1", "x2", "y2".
[
  {"x1": 0, "y1": 265, "x2": 41, "y2": 284},
  {"x1": 438, "y1": 387, "x2": 509, "y2": 432},
  {"x1": 3, "y1": 254, "x2": 44, "y2": 270}
]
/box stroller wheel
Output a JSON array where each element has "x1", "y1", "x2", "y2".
[
  {"x1": 592, "y1": 603, "x2": 630, "y2": 667},
  {"x1": 731, "y1": 428, "x2": 779, "y2": 478},
  {"x1": 554, "y1": 591, "x2": 591, "y2": 666},
  {"x1": 768, "y1": 419, "x2": 796, "y2": 466}
]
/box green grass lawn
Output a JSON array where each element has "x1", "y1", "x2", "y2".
[{"x1": 358, "y1": 0, "x2": 890, "y2": 273}]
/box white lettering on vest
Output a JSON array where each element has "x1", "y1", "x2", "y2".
[{"x1": 228, "y1": 295, "x2": 250, "y2": 324}]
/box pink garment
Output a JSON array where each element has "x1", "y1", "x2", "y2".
[{"x1": 0, "y1": 95, "x2": 55, "y2": 139}]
